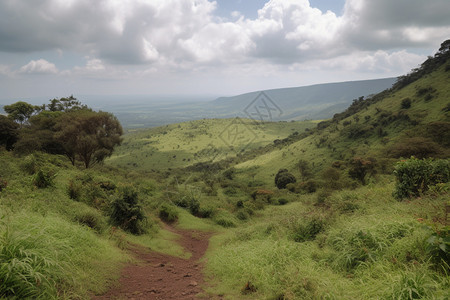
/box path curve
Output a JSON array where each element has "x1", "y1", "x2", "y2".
[{"x1": 93, "y1": 225, "x2": 212, "y2": 300}]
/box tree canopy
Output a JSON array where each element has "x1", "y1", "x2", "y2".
[
  {"x1": 3, "y1": 101, "x2": 40, "y2": 126},
  {"x1": 2, "y1": 96, "x2": 123, "y2": 168}
]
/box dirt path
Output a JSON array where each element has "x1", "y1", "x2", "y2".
[{"x1": 93, "y1": 226, "x2": 213, "y2": 300}]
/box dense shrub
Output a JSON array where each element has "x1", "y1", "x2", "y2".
[
  {"x1": 159, "y1": 204, "x2": 179, "y2": 223},
  {"x1": 110, "y1": 186, "x2": 147, "y2": 234},
  {"x1": 393, "y1": 158, "x2": 450, "y2": 199},
  {"x1": 292, "y1": 217, "x2": 325, "y2": 242},
  {"x1": 67, "y1": 179, "x2": 82, "y2": 200},
  {"x1": 275, "y1": 169, "x2": 296, "y2": 189},
  {"x1": 401, "y1": 98, "x2": 412, "y2": 109},
  {"x1": 389, "y1": 137, "x2": 444, "y2": 159},
  {"x1": 348, "y1": 157, "x2": 376, "y2": 185},
  {"x1": 32, "y1": 169, "x2": 55, "y2": 188}
]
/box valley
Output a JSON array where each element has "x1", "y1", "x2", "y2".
[{"x1": 0, "y1": 41, "x2": 449, "y2": 299}]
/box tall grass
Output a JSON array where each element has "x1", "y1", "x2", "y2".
[{"x1": 0, "y1": 211, "x2": 125, "y2": 299}]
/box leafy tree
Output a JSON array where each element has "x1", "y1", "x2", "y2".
[
  {"x1": 13, "y1": 111, "x2": 64, "y2": 155},
  {"x1": 54, "y1": 110, "x2": 123, "y2": 168},
  {"x1": 46, "y1": 95, "x2": 86, "y2": 112},
  {"x1": 3, "y1": 101, "x2": 39, "y2": 127},
  {"x1": 0, "y1": 115, "x2": 19, "y2": 150}
]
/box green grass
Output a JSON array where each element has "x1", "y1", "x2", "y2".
[
  {"x1": 204, "y1": 183, "x2": 449, "y2": 299},
  {"x1": 107, "y1": 118, "x2": 315, "y2": 171}
]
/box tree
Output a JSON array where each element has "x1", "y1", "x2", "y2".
[
  {"x1": 3, "y1": 101, "x2": 39, "y2": 127},
  {"x1": 54, "y1": 110, "x2": 123, "y2": 168},
  {"x1": 0, "y1": 115, "x2": 19, "y2": 150},
  {"x1": 46, "y1": 95, "x2": 86, "y2": 112}
]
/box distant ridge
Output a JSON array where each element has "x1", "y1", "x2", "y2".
[{"x1": 212, "y1": 77, "x2": 396, "y2": 121}]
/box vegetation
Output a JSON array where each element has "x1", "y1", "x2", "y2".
[{"x1": 0, "y1": 40, "x2": 449, "y2": 299}]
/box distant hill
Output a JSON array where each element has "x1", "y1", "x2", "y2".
[
  {"x1": 106, "y1": 77, "x2": 395, "y2": 128},
  {"x1": 211, "y1": 78, "x2": 396, "y2": 121},
  {"x1": 0, "y1": 78, "x2": 396, "y2": 128}
]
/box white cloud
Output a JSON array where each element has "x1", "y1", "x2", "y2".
[{"x1": 19, "y1": 59, "x2": 58, "y2": 74}]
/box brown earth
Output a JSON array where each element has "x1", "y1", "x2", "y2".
[{"x1": 93, "y1": 225, "x2": 213, "y2": 300}]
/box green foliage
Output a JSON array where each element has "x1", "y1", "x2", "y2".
[
  {"x1": 275, "y1": 169, "x2": 296, "y2": 189},
  {"x1": 159, "y1": 204, "x2": 179, "y2": 223},
  {"x1": 32, "y1": 169, "x2": 55, "y2": 188},
  {"x1": 389, "y1": 270, "x2": 435, "y2": 300},
  {"x1": 0, "y1": 115, "x2": 19, "y2": 150},
  {"x1": 424, "y1": 225, "x2": 449, "y2": 273},
  {"x1": 0, "y1": 177, "x2": 7, "y2": 192},
  {"x1": 393, "y1": 158, "x2": 450, "y2": 199},
  {"x1": 389, "y1": 137, "x2": 444, "y2": 159},
  {"x1": 3, "y1": 101, "x2": 39, "y2": 126},
  {"x1": 0, "y1": 224, "x2": 61, "y2": 298},
  {"x1": 401, "y1": 98, "x2": 412, "y2": 109},
  {"x1": 292, "y1": 217, "x2": 325, "y2": 242},
  {"x1": 110, "y1": 186, "x2": 147, "y2": 234},
  {"x1": 348, "y1": 157, "x2": 376, "y2": 185},
  {"x1": 21, "y1": 154, "x2": 40, "y2": 175}
]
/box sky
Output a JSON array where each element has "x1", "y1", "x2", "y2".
[{"x1": 0, "y1": 0, "x2": 449, "y2": 101}]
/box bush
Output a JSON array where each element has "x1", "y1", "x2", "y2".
[
  {"x1": 275, "y1": 169, "x2": 296, "y2": 189},
  {"x1": 67, "y1": 179, "x2": 82, "y2": 200},
  {"x1": 159, "y1": 204, "x2": 178, "y2": 223},
  {"x1": 348, "y1": 157, "x2": 376, "y2": 185},
  {"x1": 393, "y1": 158, "x2": 450, "y2": 199},
  {"x1": 424, "y1": 225, "x2": 449, "y2": 272},
  {"x1": 21, "y1": 154, "x2": 40, "y2": 175},
  {"x1": 32, "y1": 169, "x2": 55, "y2": 188},
  {"x1": 0, "y1": 178, "x2": 7, "y2": 192},
  {"x1": 73, "y1": 210, "x2": 106, "y2": 233},
  {"x1": 401, "y1": 98, "x2": 412, "y2": 109},
  {"x1": 389, "y1": 137, "x2": 444, "y2": 159},
  {"x1": 110, "y1": 186, "x2": 147, "y2": 234},
  {"x1": 292, "y1": 217, "x2": 325, "y2": 242}
]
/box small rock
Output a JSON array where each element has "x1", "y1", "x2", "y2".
[{"x1": 189, "y1": 281, "x2": 198, "y2": 287}]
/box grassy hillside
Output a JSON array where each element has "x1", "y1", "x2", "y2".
[
  {"x1": 233, "y1": 61, "x2": 450, "y2": 185},
  {"x1": 107, "y1": 118, "x2": 316, "y2": 170},
  {"x1": 1, "y1": 42, "x2": 449, "y2": 299}
]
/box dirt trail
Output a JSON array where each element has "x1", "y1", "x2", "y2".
[{"x1": 93, "y1": 226, "x2": 213, "y2": 300}]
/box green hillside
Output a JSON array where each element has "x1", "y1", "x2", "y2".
[
  {"x1": 107, "y1": 118, "x2": 317, "y2": 170},
  {"x1": 0, "y1": 41, "x2": 449, "y2": 299}
]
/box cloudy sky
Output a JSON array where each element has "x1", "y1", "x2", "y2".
[{"x1": 0, "y1": 0, "x2": 449, "y2": 100}]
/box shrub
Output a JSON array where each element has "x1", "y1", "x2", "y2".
[
  {"x1": 159, "y1": 204, "x2": 178, "y2": 223},
  {"x1": 197, "y1": 206, "x2": 214, "y2": 218},
  {"x1": 21, "y1": 154, "x2": 39, "y2": 175},
  {"x1": 424, "y1": 225, "x2": 449, "y2": 273},
  {"x1": 0, "y1": 178, "x2": 7, "y2": 192},
  {"x1": 32, "y1": 169, "x2": 55, "y2": 188},
  {"x1": 277, "y1": 198, "x2": 288, "y2": 205},
  {"x1": 393, "y1": 158, "x2": 450, "y2": 199},
  {"x1": 67, "y1": 179, "x2": 82, "y2": 200},
  {"x1": 110, "y1": 186, "x2": 147, "y2": 234},
  {"x1": 348, "y1": 157, "x2": 376, "y2": 185},
  {"x1": 73, "y1": 210, "x2": 106, "y2": 233},
  {"x1": 292, "y1": 217, "x2": 325, "y2": 242},
  {"x1": 275, "y1": 169, "x2": 297, "y2": 189},
  {"x1": 389, "y1": 137, "x2": 444, "y2": 159},
  {"x1": 401, "y1": 98, "x2": 412, "y2": 109}
]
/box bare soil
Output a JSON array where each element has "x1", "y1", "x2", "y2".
[{"x1": 93, "y1": 226, "x2": 213, "y2": 300}]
